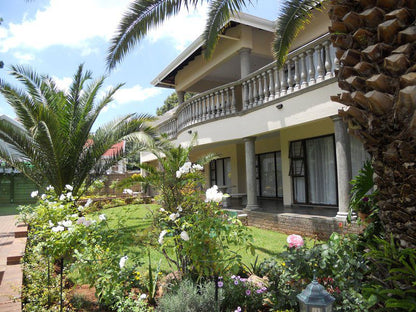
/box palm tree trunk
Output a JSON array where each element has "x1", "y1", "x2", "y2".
[{"x1": 329, "y1": 0, "x2": 416, "y2": 248}]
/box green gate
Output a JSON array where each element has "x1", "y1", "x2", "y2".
[
  {"x1": 0, "y1": 174, "x2": 37, "y2": 204},
  {"x1": 0, "y1": 176, "x2": 12, "y2": 204}
]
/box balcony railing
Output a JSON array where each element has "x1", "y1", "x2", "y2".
[{"x1": 158, "y1": 33, "x2": 337, "y2": 139}]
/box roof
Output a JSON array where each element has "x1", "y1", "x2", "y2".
[
  {"x1": 102, "y1": 141, "x2": 125, "y2": 157},
  {"x1": 151, "y1": 12, "x2": 275, "y2": 88}
]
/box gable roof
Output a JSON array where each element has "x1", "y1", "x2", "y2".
[{"x1": 151, "y1": 12, "x2": 275, "y2": 88}]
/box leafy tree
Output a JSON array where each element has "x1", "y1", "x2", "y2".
[
  {"x1": 156, "y1": 92, "x2": 194, "y2": 116},
  {"x1": 0, "y1": 64, "x2": 155, "y2": 196}
]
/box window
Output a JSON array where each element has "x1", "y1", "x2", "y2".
[
  {"x1": 350, "y1": 135, "x2": 370, "y2": 178},
  {"x1": 210, "y1": 158, "x2": 231, "y2": 191},
  {"x1": 256, "y1": 152, "x2": 283, "y2": 198},
  {"x1": 289, "y1": 135, "x2": 337, "y2": 206}
]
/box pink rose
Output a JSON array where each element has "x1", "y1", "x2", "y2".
[{"x1": 287, "y1": 234, "x2": 304, "y2": 248}]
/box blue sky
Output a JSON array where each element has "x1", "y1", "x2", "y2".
[{"x1": 0, "y1": 0, "x2": 281, "y2": 128}]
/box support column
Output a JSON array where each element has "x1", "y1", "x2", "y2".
[
  {"x1": 244, "y1": 137, "x2": 259, "y2": 211},
  {"x1": 177, "y1": 90, "x2": 185, "y2": 105},
  {"x1": 239, "y1": 48, "x2": 251, "y2": 79},
  {"x1": 332, "y1": 116, "x2": 352, "y2": 220}
]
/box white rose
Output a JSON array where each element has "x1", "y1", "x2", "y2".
[
  {"x1": 119, "y1": 256, "x2": 128, "y2": 269},
  {"x1": 31, "y1": 190, "x2": 38, "y2": 198},
  {"x1": 180, "y1": 231, "x2": 190, "y2": 241}
]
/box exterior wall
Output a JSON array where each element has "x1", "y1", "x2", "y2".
[
  {"x1": 191, "y1": 143, "x2": 244, "y2": 193},
  {"x1": 175, "y1": 25, "x2": 274, "y2": 91},
  {"x1": 289, "y1": 9, "x2": 330, "y2": 51}
]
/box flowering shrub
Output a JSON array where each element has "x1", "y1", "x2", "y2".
[
  {"x1": 259, "y1": 233, "x2": 370, "y2": 311},
  {"x1": 220, "y1": 275, "x2": 267, "y2": 312},
  {"x1": 286, "y1": 234, "x2": 304, "y2": 248},
  {"x1": 138, "y1": 140, "x2": 252, "y2": 279},
  {"x1": 20, "y1": 186, "x2": 147, "y2": 310}
]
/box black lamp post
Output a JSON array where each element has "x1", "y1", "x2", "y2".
[{"x1": 297, "y1": 276, "x2": 335, "y2": 312}]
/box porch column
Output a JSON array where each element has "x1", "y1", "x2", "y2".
[
  {"x1": 244, "y1": 136, "x2": 259, "y2": 211},
  {"x1": 239, "y1": 48, "x2": 251, "y2": 78},
  {"x1": 177, "y1": 90, "x2": 185, "y2": 105},
  {"x1": 332, "y1": 116, "x2": 352, "y2": 220}
]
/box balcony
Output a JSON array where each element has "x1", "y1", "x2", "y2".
[{"x1": 157, "y1": 33, "x2": 337, "y2": 139}]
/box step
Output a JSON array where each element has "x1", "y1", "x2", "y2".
[
  {"x1": 13, "y1": 230, "x2": 27, "y2": 239},
  {"x1": 6, "y1": 238, "x2": 26, "y2": 266},
  {"x1": 0, "y1": 266, "x2": 4, "y2": 285},
  {"x1": 14, "y1": 224, "x2": 28, "y2": 239},
  {"x1": 0, "y1": 301, "x2": 21, "y2": 312}
]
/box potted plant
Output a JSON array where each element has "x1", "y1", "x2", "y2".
[{"x1": 349, "y1": 161, "x2": 377, "y2": 223}]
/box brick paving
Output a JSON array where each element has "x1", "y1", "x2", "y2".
[{"x1": 0, "y1": 215, "x2": 25, "y2": 312}]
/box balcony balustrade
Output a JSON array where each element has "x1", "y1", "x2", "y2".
[{"x1": 157, "y1": 33, "x2": 337, "y2": 139}]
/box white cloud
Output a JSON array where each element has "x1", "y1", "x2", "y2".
[
  {"x1": 13, "y1": 52, "x2": 35, "y2": 63},
  {"x1": 113, "y1": 84, "x2": 161, "y2": 104},
  {"x1": 0, "y1": 0, "x2": 209, "y2": 55},
  {"x1": 52, "y1": 76, "x2": 72, "y2": 92},
  {"x1": 101, "y1": 84, "x2": 161, "y2": 113},
  {"x1": 0, "y1": 0, "x2": 130, "y2": 53},
  {"x1": 147, "y1": 3, "x2": 208, "y2": 51}
]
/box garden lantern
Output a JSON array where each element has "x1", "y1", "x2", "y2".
[{"x1": 297, "y1": 276, "x2": 335, "y2": 312}]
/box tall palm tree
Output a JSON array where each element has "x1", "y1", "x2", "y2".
[
  {"x1": 0, "y1": 64, "x2": 155, "y2": 196},
  {"x1": 328, "y1": 0, "x2": 416, "y2": 249}
]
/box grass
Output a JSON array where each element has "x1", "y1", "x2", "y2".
[{"x1": 91, "y1": 203, "x2": 312, "y2": 273}]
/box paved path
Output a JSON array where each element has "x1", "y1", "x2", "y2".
[{"x1": 0, "y1": 215, "x2": 24, "y2": 312}]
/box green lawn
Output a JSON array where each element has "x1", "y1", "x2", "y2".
[{"x1": 93, "y1": 204, "x2": 309, "y2": 273}]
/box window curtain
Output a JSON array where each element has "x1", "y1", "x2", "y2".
[
  {"x1": 350, "y1": 136, "x2": 370, "y2": 178},
  {"x1": 306, "y1": 136, "x2": 337, "y2": 205}
]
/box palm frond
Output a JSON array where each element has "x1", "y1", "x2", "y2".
[
  {"x1": 203, "y1": 0, "x2": 252, "y2": 59},
  {"x1": 107, "y1": 0, "x2": 201, "y2": 70},
  {"x1": 273, "y1": 0, "x2": 324, "y2": 68}
]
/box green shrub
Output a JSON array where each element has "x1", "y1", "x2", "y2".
[
  {"x1": 363, "y1": 236, "x2": 416, "y2": 311},
  {"x1": 259, "y1": 233, "x2": 369, "y2": 311},
  {"x1": 156, "y1": 279, "x2": 220, "y2": 312},
  {"x1": 220, "y1": 275, "x2": 267, "y2": 312}
]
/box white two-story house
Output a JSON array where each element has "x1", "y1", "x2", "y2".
[{"x1": 141, "y1": 10, "x2": 368, "y2": 237}]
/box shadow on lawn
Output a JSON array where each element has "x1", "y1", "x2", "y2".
[{"x1": 252, "y1": 245, "x2": 282, "y2": 258}]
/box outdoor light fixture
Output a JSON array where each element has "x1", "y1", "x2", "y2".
[
  {"x1": 297, "y1": 275, "x2": 335, "y2": 312},
  {"x1": 276, "y1": 103, "x2": 284, "y2": 109}
]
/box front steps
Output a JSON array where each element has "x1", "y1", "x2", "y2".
[{"x1": 0, "y1": 220, "x2": 28, "y2": 312}]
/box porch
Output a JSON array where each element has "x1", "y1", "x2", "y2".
[{"x1": 223, "y1": 199, "x2": 361, "y2": 240}]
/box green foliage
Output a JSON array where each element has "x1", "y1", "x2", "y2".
[
  {"x1": 259, "y1": 233, "x2": 369, "y2": 311},
  {"x1": 142, "y1": 137, "x2": 252, "y2": 277},
  {"x1": 113, "y1": 290, "x2": 153, "y2": 312},
  {"x1": 156, "y1": 92, "x2": 194, "y2": 116},
  {"x1": 156, "y1": 279, "x2": 220, "y2": 312},
  {"x1": 273, "y1": 0, "x2": 324, "y2": 68},
  {"x1": 349, "y1": 161, "x2": 377, "y2": 218},
  {"x1": 20, "y1": 186, "x2": 147, "y2": 310},
  {"x1": 363, "y1": 236, "x2": 416, "y2": 311},
  {"x1": 220, "y1": 275, "x2": 267, "y2": 312},
  {"x1": 0, "y1": 64, "x2": 154, "y2": 196}
]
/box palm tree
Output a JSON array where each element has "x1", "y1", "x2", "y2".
[
  {"x1": 328, "y1": 0, "x2": 416, "y2": 249},
  {"x1": 0, "y1": 64, "x2": 155, "y2": 196},
  {"x1": 108, "y1": 0, "x2": 416, "y2": 248},
  {"x1": 107, "y1": 0, "x2": 258, "y2": 70}
]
